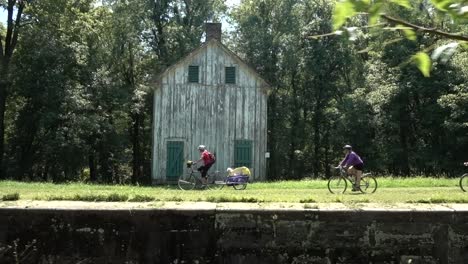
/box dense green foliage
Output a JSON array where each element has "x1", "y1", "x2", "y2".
[{"x1": 0, "y1": 0, "x2": 466, "y2": 182}]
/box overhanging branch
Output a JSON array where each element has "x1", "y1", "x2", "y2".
[
  {"x1": 381, "y1": 14, "x2": 468, "y2": 41},
  {"x1": 306, "y1": 23, "x2": 386, "y2": 39},
  {"x1": 4, "y1": 0, "x2": 14, "y2": 56}
]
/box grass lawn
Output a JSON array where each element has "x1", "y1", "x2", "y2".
[{"x1": 1, "y1": 177, "x2": 467, "y2": 204}]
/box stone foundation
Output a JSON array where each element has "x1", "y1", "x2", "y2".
[{"x1": 0, "y1": 205, "x2": 467, "y2": 263}]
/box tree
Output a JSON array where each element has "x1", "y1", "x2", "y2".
[
  {"x1": 232, "y1": 0, "x2": 296, "y2": 179},
  {"x1": 105, "y1": 0, "x2": 153, "y2": 184},
  {"x1": 5, "y1": 0, "x2": 117, "y2": 181},
  {"x1": 0, "y1": 0, "x2": 30, "y2": 177},
  {"x1": 231, "y1": 0, "x2": 366, "y2": 179},
  {"x1": 232, "y1": 0, "x2": 467, "y2": 178}
]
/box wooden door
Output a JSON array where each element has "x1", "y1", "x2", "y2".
[{"x1": 166, "y1": 141, "x2": 184, "y2": 180}]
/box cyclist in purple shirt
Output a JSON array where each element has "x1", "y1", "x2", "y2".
[{"x1": 340, "y1": 145, "x2": 364, "y2": 191}]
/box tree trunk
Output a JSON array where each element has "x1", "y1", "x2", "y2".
[
  {"x1": 131, "y1": 113, "x2": 141, "y2": 184},
  {"x1": 267, "y1": 93, "x2": 278, "y2": 179},
  {"x1": 16, "y1": 137, "x2": 35, "y2": 181},
  {"x1": 98, "y1": 139, "x2": 113, "y2": 183},
  {"x1": 0, "y1": 77, "x2": 6, "y2": 179},
  {"x1": 146, "y1": 89, "x2": 154, "y2": 185},
  {"x1": 15, "y1": 111, "x2": 40, "y2": 180},
  {"x1": 0, "y1": 61, "x2": 10, "y2": 179},
  {"x1": 289, "y1": 71, "x2": 299, "y2": 179},
  {"x1": 89, "y1": 151, "x2": 97, "y2": 182},
  {"x1": 42, "y1": 163, "x2": 49, "y2": 181},
  {"x1": 99, "y1": 152, "x2": 112, "y2": 183},
  {"x1": 399, "y1": 111, "x2": 410, "y2": 176},
  {"x1": 0, "y1": 1, "x2": 25, "y2": 178},
  {"x1": 50, "y1": 162, "x2": 60, "y2": 183},
  {"x1": 312, "y1": 85, "x2": 324, "y2": 178},
  {"x1": 313, "y1": 110, "x2": 321, "y2": 178},
  {"x1": 323, "y1": 125, "x2": 331, "y2": 178}
]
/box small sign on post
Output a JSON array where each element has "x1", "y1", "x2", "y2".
[{"x1": 265, "y1": 152, "x2": 270, "y2": 159}]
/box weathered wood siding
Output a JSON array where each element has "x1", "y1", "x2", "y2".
[{"x1": 152, "y1": 41, "x2": 268, "y2": 183}]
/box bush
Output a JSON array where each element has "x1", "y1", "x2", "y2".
[
  {"x1": 169, "y1": 196, "x2": 184, "y2": 202},
  {"x1": 205, "y1": 196, "x2": 263, "y2": 203},
  {"x1": 304, "y1": 203, "x2": 319, "y2": 209},
  {"x1": 68, "y1": 193, "x2": 129, "y2": 202},
  {"x1": 2, "y1": 193, "x2": 20, "y2": 201},
  {"x1": 106, "y1": 193, "x2": 129, "y2": 202},
  {"x1": 129, "y1": 195, "x2": 155, "y2": 202},
  {"x1": 299, "y1": 197, "x2": 316, "y2": 203}
]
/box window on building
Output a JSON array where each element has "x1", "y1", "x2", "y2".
[
  {"x1": 225, "y1": 66, "x2": 236, "y2": 84},
  {"x1": 188, "y1": 66, "x2": 199, "y2": 83},
  {"x1": 234, "y1": 140, "x2": 252, "y2": 168}
]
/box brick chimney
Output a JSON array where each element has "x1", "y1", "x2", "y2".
[{"x1": 205, "y1": 23, "x2": 222, "y2": 42}]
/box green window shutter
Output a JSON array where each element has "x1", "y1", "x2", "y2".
[
  {"x1": 188, "y1": 66, "x2": 199, "y2": 83},
  {"x1": 234, "y1": 140, "x2": 252, "y2": 168},
  {"x1": 225, "y1": 67, "x2": 236, "y2": 84},
  {"x1": 166, "y1": 141, "x2": 184, "y2": 180}
]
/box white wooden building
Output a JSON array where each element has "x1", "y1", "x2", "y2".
[{"x1": 152, "y1": 23, "x2": 269, "y2": 184}]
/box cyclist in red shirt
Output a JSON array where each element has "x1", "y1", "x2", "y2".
[{"x1": 195, "y1": 145, "x2": 216, "y2": 184}]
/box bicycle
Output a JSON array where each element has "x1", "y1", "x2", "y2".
[
  {"x1": 458, "y1": 162, "x2": 468, "y2": 192},
  {"x1": 178, "y1": 160, "x2": 223, "y2": 191},
  {"x1": 327, "y1": 165, "x2": 377, "y2": 194}
]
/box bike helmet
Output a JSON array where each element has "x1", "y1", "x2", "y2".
[
  {"x1": 343, "y1": 144, "x2": 352, "y2": 150},
  {"x1": 198, "y1": 145, "x2": 206, "y2": 151}
]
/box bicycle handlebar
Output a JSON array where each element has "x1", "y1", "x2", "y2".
[
  {"x1": 187, "y1": 160, "x2": 197, "y2": 168},
  {"x1": 334, "y1": 165, "x2": 347, "y2": 174}
]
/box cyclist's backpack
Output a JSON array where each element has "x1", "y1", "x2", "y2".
[{"x1": 209, "y1": 152, "x2": 216, "y2": 164}]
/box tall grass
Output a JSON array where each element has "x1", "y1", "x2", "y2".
[
  {"x1": 252, "y1": 177, "x2": 458, "y2": 189},
  {"x1": 0, "y1": 177, "x2": 465, "y2": 204}
]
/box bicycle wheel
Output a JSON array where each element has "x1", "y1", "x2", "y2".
[
  {"x1": 207, "y1": 172, "x2": 224, "y2": 190},
  {"x1": 459, "y1": 174, "x2": 468, "y2": 192},
  {"x1": 359, "y1": 175, "x2": 377, "y2": 193},
  {"x1": 178, "y1": 173, "x2": 196, "y2": 190},
  {"x1": 328, "y1": 176, "x2": 347, "y2": 194},
  {"x1": 233, "y1": 183, "x2": 247, "y2": 190}
]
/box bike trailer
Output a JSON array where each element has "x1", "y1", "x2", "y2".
[{"x1": 226, "y1": 166, "x2": 250, "y2": 186}]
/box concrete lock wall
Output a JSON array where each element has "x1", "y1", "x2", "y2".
[{"x1": 0, "y1": 208, "x2": 468, "y2": 263}]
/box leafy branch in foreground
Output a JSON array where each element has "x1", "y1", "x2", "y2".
[{"x1": 329, "y1": 0, "x2": 468, "y2": 76}]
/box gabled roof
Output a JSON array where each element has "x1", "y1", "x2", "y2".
[{"x1": 155, "y1": 39, "x2": 271, "y2": 91}]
